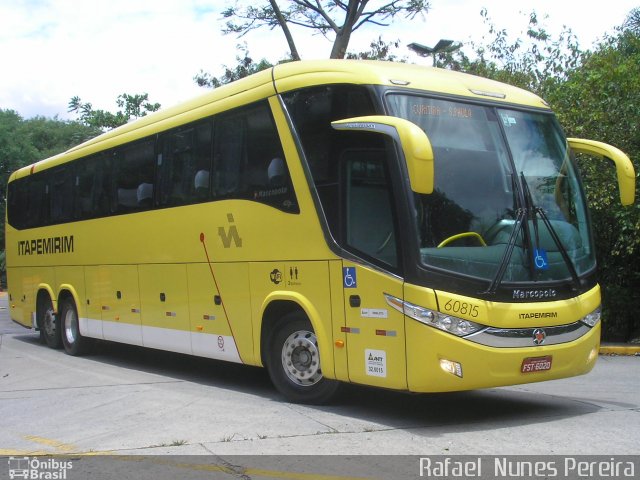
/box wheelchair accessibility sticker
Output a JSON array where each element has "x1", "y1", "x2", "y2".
[
  {"x1": 534, "y1": 248, "x2": 549, "y2": 271},
  {"x1": 343, "y1": 267, "x2": 357, "y2": 288}
]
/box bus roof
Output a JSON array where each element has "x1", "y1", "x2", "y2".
[
  {"x1": 272, "y1": 60, "x2": 548, "y2": 109},
  {"x1": 11, "y1": 60, "x2": 550, "y2": 180}
]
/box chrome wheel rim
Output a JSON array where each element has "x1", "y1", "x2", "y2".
[
  {"x1": 281, "y1": 329, "x2": 322, "y2": 386},
  {"x1": 64, "y1": 308, "x2": 78, "y2": 344}
]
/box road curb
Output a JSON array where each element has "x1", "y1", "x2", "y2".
[{"x1": 600, "y1": 345, "x2": 640, "y2": 356}]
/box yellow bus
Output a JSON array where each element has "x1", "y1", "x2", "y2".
[{"x1": 6, "y1": 60, "x2": 635, "y2": 403}]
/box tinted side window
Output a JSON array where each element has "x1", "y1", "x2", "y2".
[
  {"x1": 7, "y1": 178, "x2": 28, "y2": 229},
  {"x1": 26, "y1": 174, "x2": 50, "y2": 228},
  {"x1": 50, "y1": 166, "x2": 74, "y2": 224},
  {"x1": 74, "y1": 153, "x2": 113, "y2": 219},
  {"x1": 282, "y1": 85, "x2": 377, "y2": 237},
  {"x1": 158, "y1": 122, "x2": 213, "y2": 207},
  {"x1": 213, "y1": 102, "x2": 298, "y2": 213},
  {"x1": 115, "y1": 140, "x2": 156, "y2": 213}
]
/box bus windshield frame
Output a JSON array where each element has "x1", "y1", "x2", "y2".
[{"x1": 385, "y1": 92, "x2": 596, "y2": 295}]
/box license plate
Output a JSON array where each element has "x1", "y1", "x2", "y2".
[{"x1": 521, "y1": 356, "x2": 552, "y2": 373}]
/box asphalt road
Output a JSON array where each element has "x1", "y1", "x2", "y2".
[{"x1": 0, "y1": 294, "x2": 638, "y2": 478}]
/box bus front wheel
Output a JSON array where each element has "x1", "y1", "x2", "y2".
[
  {"x1": 267, "y1": 313, "x2": 340, "y2": 404},
  {"x1": 60, "y1": 297, "x2": 92, "y2": 356}
]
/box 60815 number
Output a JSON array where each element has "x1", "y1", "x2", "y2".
[{"x1": 444, "y1": 299, "x2": 479, "y2": 318}]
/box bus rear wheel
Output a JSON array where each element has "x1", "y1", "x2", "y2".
[
  {"x1": 39, "y1": 297, "x2": 62, "y2": 349},
  {"x1": 60, "y1": 297, "x2": 92, "y2": 356},
  {"x1": 267, "y1": 313, "x2": 340, "y2": 404}
]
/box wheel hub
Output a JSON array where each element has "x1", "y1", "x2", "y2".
[{"x1": 281, "y1": 330, "x2": 322, "y2": 386}]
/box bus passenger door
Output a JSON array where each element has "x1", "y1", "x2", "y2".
[
  {"x1": 342, "y1": 264, "x2": 406, "y2": 389},
  {"x1": 339, "y1": 149, "x2": 407, "y2": 389}
]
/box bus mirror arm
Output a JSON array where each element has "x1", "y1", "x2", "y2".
[
  {"x1": 331, "y1": 116, "x2": 435, "y2": 194},
  {"x1": 567, "y1": 138, "x2": 636, "y2": 206}
]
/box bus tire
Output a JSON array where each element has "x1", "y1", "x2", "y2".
[
  {"x1": 60, "y1": 297, "x2": 92, "y2": 356},
  {"x1": 39, "y1": 296, "x2": 62, "y2": 349},
  {"x1": 267, "y1": 313, "x2": 340, "y2": 404}
]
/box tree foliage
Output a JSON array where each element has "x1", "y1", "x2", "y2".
[
  {"x1": 68, "y1": 93, "x2": 161, "y2": 131},
  {"x1": 345, "y1": 35, "x2": 403, "y2": 61},
  {"x1": 0, "y1": 110, "x2": 97, "y2": 251},
  {"x1": 194, "y1": 44, "x2": 276, "y2": 88},
  {"x1": 222, "y1": 0, "x2": 429, "y2": 59},
  {"x1": 441, "y1": 10, "x2": 640, "y2": 340},
  {"x1": 546, "y1": 28, "x2": 640, "y2": 341},
  {"x1": 446, "y1": 9, "x2": 581, "y2": 96}
]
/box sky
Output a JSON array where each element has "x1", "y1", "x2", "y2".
[{"x1": 1, "y1": 0, "x2": 637, "y2": 120}]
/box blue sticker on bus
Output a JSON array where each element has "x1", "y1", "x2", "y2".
[
  {"x1": 343, "y1": 267, "x2": 357, "y2": 288},
  {"x1": 534, "y1": 248, "x2": 549, "y2": 270}
]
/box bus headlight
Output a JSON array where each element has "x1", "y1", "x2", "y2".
[
  {"x1": 580, "y1": 306, "x2": 601, "y2": 328},
  {"x1": 384, "y1": 293, "x2": 486, "y2": 337}
]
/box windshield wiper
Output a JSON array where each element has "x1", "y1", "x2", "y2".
[
  {"x1": 483, "y1": 173, "x2": 581, "y2": 295},
  {"x1": 534, "y1": 208, "x2": 581, "y2": 292},
  {"x1": 482, "y1": 174, "x2": 525, "y2": 295},
  {"x1": 521, "y1": 173, "x2": 581, "y2": 292},
  {"x1": 482, "y1": 207, "x2": 525, "y2": 295}
]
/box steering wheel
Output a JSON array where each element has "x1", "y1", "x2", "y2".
[
  {"x1": 437, "y1": 232, "x2": 487, "y2": 248},
  {"x1": 376, "y1": 231, "x2": 393, "y2": 253}
]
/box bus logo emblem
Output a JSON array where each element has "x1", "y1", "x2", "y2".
[
  {"x1": 533, "y1": 328, "x2": 546, "y2": 345},
  {"x1": 218, "y1": 213, "x2": 242, "y2": 248}
]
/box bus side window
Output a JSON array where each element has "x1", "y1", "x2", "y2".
[
  {"x1": 158, "y1": 121, "x2": 213, "y2": 206},
  {"x1": 115, "y1": 139, "x2": 156, "y2": 213},
  {"x1": 342, "y1": 147, "x2": 398, "y2": 268},
  {"x1": 213, "y1": 114, "x2": 244, "y2": 198},
  {"x1": 7, "y1": 180, "x2": 28, "y2": 229},
  {"x1": 50, "y1": 166, "x2": 74, "y2": 224},
  {"x1": 282, "y1": 85, "x2": 377, "y2": 238},
  {"x1": 213, "y1": 101, "x2": 298, "y2": 213},
  {"x1": 74, "y1": 153, "x2": 113, "y2": 220},
  {"x1": 26, "y1": 174, "x2": 49, "y2": 228}
]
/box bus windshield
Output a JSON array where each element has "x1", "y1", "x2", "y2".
[{"x1": 386, "y1": 94, "x2": 595, "y2": 284}]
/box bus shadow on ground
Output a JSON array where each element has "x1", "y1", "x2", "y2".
[{"x1": 12, "y1": 333, "x2": 600, "y2": 433}]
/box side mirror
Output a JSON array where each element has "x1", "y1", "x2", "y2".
[
  {"x1": 331, "y1": 116, "x2": 434, "y2": 194},
  {"x1": 568, "y1": 138, "x2": 636, "y2": 206}
]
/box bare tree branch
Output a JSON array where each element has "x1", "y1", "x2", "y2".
[{"x1": 221, "y1": 1, "x2": 430, "y2": 59}]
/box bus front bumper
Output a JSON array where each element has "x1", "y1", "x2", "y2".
[{"x1": 406, "y1": 320, "x2": 600, "y2": 393}]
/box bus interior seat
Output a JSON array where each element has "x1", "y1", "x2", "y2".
[
  {"x1": 268, "y1": 158, "x2": 286, "y2": 187},
  {"x1": 194, "y1": 169, "x2": 210, "y2": 199},
  {"x1": 117, "y1": 188, "x2": 138, "y2": 209},
  {"x1": 137, "y1": 183, "x2": 154, "y2": 207}
]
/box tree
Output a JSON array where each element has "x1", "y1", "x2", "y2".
[
  {"x1": 194, "y1": 44, "x2": 276, "y2": 88},
  {"x1": 624, "y1": 7, "x2": 640, "y2": 34},
  {"x1": 443, "y1": 9, "x2": 581, "y2": 97},
  {"x1": 222, "y1": 0, "x2": 430, "y2": 59},
  {"x1": 0, "y1": 110, "x2": 97, "y2": 253},
  {"x1": 545, "y1": 26, "x2": 640, "y2": 341},
  {"x1": 68, "y1": 93, "x2": 161, "y2": 131},
  {"x1": 440, "y1": 9, "x2": 639, "y2": 340},
  {"x1": 345, "y1": 35, "x2": 403, "y2": 61}
]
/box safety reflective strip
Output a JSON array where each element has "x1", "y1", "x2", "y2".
[
  {"x1": 376, "y1": 329, "x2": 397, "y2": 337},
  {"x1": 340, "y1": 327, "x2": 360, "y2": 334}
]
